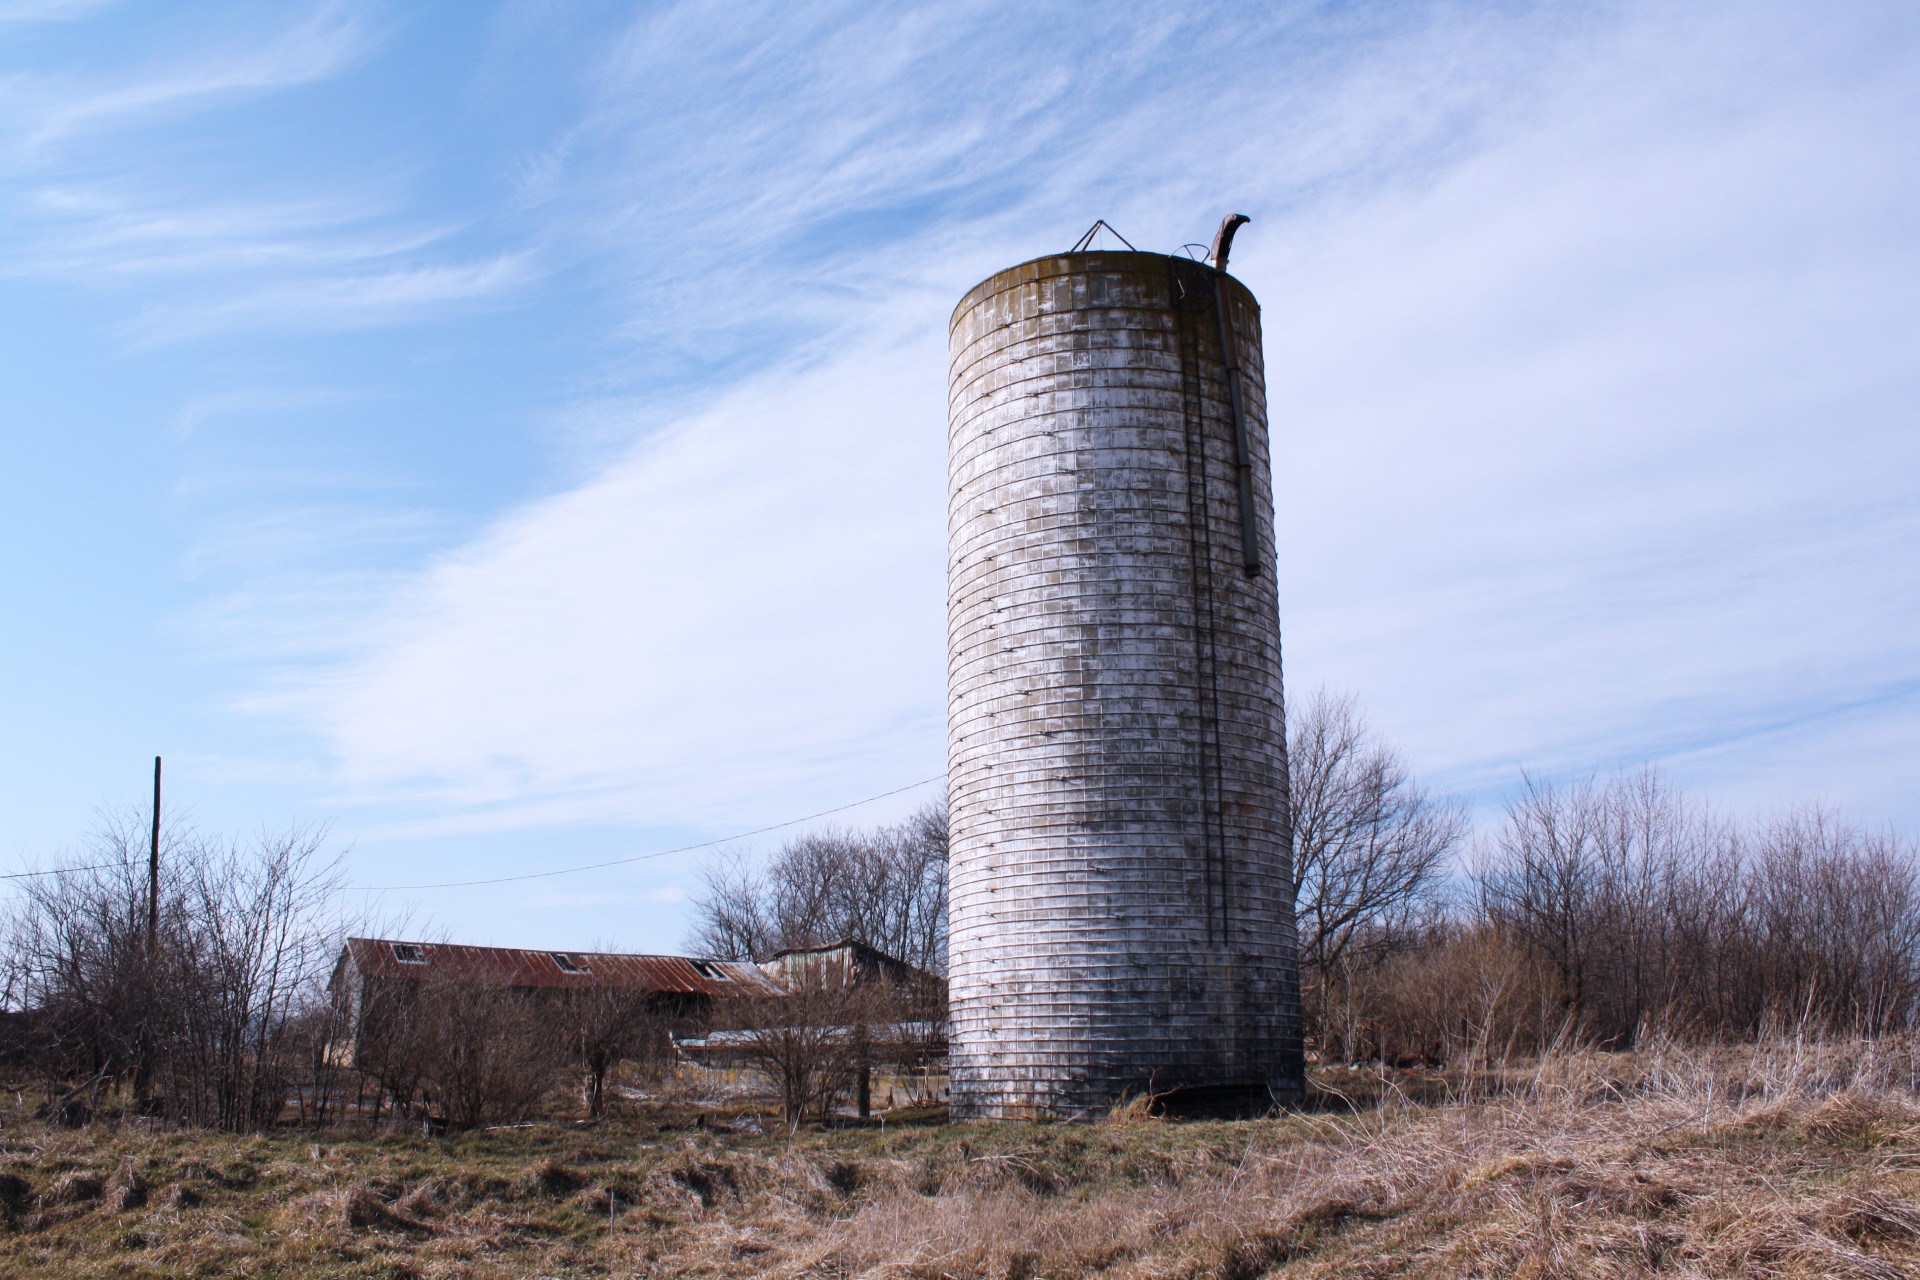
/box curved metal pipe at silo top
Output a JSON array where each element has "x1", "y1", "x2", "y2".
[{"x1": 945, "y1": 228, "x2": 1304, "y2": 1120}]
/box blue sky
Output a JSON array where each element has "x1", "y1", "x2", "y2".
[{"x1": 2, "y1": 0, "x2": 1915, "y2": 950}]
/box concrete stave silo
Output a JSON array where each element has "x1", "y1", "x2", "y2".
[{"x1": 946, "y1": 233, "x2": 1303, "y2": 1119}]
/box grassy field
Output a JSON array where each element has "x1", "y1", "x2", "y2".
[{"x1": 2, "y1": 1040, "x2": 1919, "y2": 1278}]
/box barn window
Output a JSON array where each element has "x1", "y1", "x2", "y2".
[
  {"x1": 390, "y1": 943, "x2": 427, "y2": 964},
  {"x1": 551, "y1": 953, "x2": 590, "y2": 974}
]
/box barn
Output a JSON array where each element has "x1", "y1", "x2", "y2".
[
  {"x1": 328, "y1": 937, "x2": 784, "y2": 1069},
  {"x1": 329, "y1": 936, "x2": 943, "y2": 1070}
]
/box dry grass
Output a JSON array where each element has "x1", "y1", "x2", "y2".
[{"x1": 0, "y1": 1039, "x2": 1918, "y2": 1277}]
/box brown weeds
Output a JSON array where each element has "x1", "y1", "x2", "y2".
[{"x1": 0, "y1": 1041, "x2": 1915, "y2": 1277}]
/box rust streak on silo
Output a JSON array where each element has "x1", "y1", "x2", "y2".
[{"x1": 945, "y1": 229, "x2": 1303, "y2": 1119}]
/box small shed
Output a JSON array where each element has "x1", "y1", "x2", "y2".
[{"x1": 756, "y1": 938, "x2": 937, "y2": 993}]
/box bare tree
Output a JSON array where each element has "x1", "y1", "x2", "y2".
[
  {"x1": 876, "y1": 800, "x2": 950, "y2": 975},
  {"x1": 281, "y1": 996, "x2": 354, "y2": 1127},
  {"x1": 687, "y1": 851, "x2": 772, "y2": 965},
  {"x1": 1288, "y1": 690, "x2": 1465, "y2": 1017},
  {"x1": 6, "y1": 819, "x2": 160, "y2": 1118},
  {"x1": 1657, "y1": 822, "x2": 1755, "y2": 1034},
  {"x1": 687, "y1": 800, "x2": 949, "y2": 975},
  {"x1": 1477, "y1": 773, "x2": 1608, "y2": 1025}
]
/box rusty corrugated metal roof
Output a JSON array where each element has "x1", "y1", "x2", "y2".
[{"x1": 342, "y1": 937, "x2": 782, "y2": 997}]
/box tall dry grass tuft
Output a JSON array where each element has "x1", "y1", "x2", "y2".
[
  {"x1": 1104, "y1": 1091, "x2": 1163, "y2": 1125},
  {"x1": 796, "y1": 1039, "x2": 1920, "y2": 1279}
]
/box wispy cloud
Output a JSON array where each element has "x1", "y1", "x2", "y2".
[
  {"x1": 257, "y1": 306, "x2": 949, "y2": 830},
  {"x1": 259, "y1": 0, "x2": 1920, "y2": 843},
  {"x1": 8, "y1": 178, "x2": 538, "y2": 339},
  {"x1": 0, "y1": 0, "x2": 117, "y2": 24},
  {"x1": 0, "y1": 2, "x2": 544, "y2": 341},
  {"x1": 8, "y1": 0, "x2": 1911, "y2": 941},
  {"x1": 171, "y1": 385, "x2": 368, "y2": 438},
  {"x1": 1259, "y1": 4, "x2": 1920, "y2": 821},
  {"x1": 12, "y1": 2, "x2": 372, "y2": 149},
  {"x1": 127, "y1": 249, "x2": 539, "y2": 343},
  {"x1": 24, "y1": 187, "x2": 457, "y2": 278}
]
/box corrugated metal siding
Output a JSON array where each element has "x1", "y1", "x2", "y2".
[
  {"x1": 343, "y1": 938, "x2": 782, "y2": 997},
  {"x1": 946, "y1": 250, "x2": 1304, "y2": 1118}
]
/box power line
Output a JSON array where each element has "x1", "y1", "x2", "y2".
[
  {"x1": 0, "y1": 861, "x2": 127, "y2": 882},
  {"x1": 346, "y1": 773, "x2": 948, "y2": 892},
  {"x1": 0, "y1": 775, "x2": 947, "y2": 895}
]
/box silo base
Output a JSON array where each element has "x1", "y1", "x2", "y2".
[{"x1": 949, "y1": 1068, "x2": 1305, "y2": 1122}]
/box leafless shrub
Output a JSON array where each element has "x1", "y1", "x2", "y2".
[
  {"x1": 167, "y1": 826, "x2": 346, "y2": 1129},
  {"x1": 551, "y1": 982, "x2": 674, "y2": 1118},
  {"x1": 4, "y1": 813, "x2": 347, "y2": 1131},
  {"x1": 1476, "y1": 772, "x2": 1611, "y2": 1029},
  {"x1": 354, "y1": 971, "x2": 560, "y2": 1131},
  {"x1": 1325, "y1": 922, "x2": 1566, "y2": 1066},
  {"x1": 728, "y1": 970, "x2": 905, "y2": 1127},
  {"x1": 421, "y1": 982, "x2": 559, "y2": 1131},
  {"x1": 1475, "y1": 770, "x2": 1920, "y2": 1051},
  {"x1": 1749, "y1": 808, "x2": 1920, "y2": 1037},
  {"x1": 1284, "y1": 696, "x2": 1918, "y2": 1065}
]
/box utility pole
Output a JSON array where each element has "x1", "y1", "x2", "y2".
[
  {"x1": 148, "y1": 756, "x2": 161, "y2": 954},
  {"x1": 135, "y1": 756, "x2": 160, "y2": 1111}
]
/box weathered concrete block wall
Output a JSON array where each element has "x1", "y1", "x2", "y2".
[{"x1": 946, "y1": 250, "x2": 1303, "y2": 1119}]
